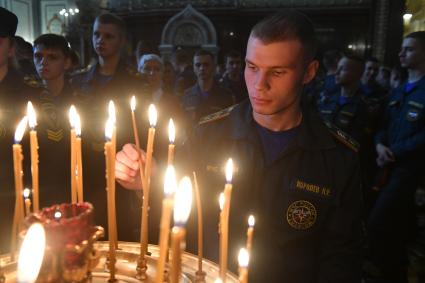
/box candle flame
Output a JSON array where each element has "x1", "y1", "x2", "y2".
[
  {"x1": 225, "y1": 158, "x2": 233, "y2": 183},
  {"x1": 148, "y1": 104, "x2": 157, "y2": 127},
  {"x1": 219, "y1": 192, "x2": 224, "y2": 211},
  {"x1": 75, "y1": 113, "x2": 81, "y2": 137},
  {"x1": 164, "y1": 165, "x2": 177, "y2": 197},
  {"x1": 54, "y1": 211, "x2": 62, "y2": 219},
  {"x1": 214, "y1": 279, "x2": 223, "y2": 283},
  {"x1": 248, "y1": 215, "x2": 255, "y2": 227},
  {"x1": 130, "y1": 95, "x2": 136, "y2": 111},
  {"x1": 26, "y1": 101, "x2": 37, "y2": 129},
  {"x1": 108, "y1": 100, "x2": 116, "y2": 125},
  {"x1": 15, "y1": 116, "x2": 28, "y2": 143},
  {"x1": 69, "y1": 105, "x2": 77, "y2": 129},
  {"x1": 238, "y1": 247, "x2": 249, "y2": 268},
  {"x1": 173, "y1": 176, "x2": 193, "y2": 226},
  {"x1": 17, "y1": 223, "x2": 46, "y2": 283},
  {"x1": 168, "y1": 118, "x2": 175, "y2": 143},
  {"x1": 23, "y1": 188, "x2": 30, "y2": 198},
  {"x1": 105, "y1": 118, "x2": 114, "y2": 141}
]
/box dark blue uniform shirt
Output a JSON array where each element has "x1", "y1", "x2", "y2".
[{"x1": 179, "y1": 100, "x2": 364, "y2": 283}]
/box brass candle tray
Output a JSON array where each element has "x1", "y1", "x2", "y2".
[{"x1": 0, "y1": 241, "x2": 238, "y2": 282}]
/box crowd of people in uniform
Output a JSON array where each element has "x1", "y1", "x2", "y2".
[{"x1": 0, "y1": 5, "x2": 424, "y2": 283}]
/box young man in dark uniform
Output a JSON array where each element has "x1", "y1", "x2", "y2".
[
  {"x1": 71, "y1": 13, "x2": 144, "y2": 241},
  {"x1": 29, "y1": 34, "x2": 82, "y2": 207},
  {"x1": 368, "y1": 31, "x2": 425, "y2": 283},
  {"x1": 0, "y1": 7, "x2": 33, "y2": 254},
  {"x1": 115, "y1": 11, "x2": 363, "y2": 282},
  {"x1": 182, "y1": 49, "x2": 234, "y2": 127},
  {"x1": 218, "y1": 50, "x2": 248, "y2": 103}
]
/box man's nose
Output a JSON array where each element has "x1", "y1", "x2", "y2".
[{"x1": 254, "y1": 72, "x2": 268, "y2": 90}]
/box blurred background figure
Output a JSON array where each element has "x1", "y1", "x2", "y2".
[
  {"x1": 376, "y1": 65, "x2": 391, "y2": 90},
  {"x1": 14, "y1": 35, "x2": 36, "y2": 76},
  {"x1": 218, "y1": 50, "x2": 247, "y2": 103}
]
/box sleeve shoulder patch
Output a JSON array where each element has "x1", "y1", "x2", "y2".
[
  {"x1": 323, "y1": 121, "x2": 360, "y2": 152},
  {"x1": 198, "y1": 104, "x2": 237, "y2": 125}
]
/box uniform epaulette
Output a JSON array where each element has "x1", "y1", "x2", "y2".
[
  {"x1": 24, "y1": 75, "x2": 43, "y2": 88},
  {"x1": 323, "y1": 121, "x2": 360, "y2": 152},
  {"x1": 198, "y1": 104, "x2": 237, "y2": 125},
  {"x1": 71, "y1": 66, "x2": 91, "y2": 76}
]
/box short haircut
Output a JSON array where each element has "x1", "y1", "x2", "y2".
[
  {"x1": 343, "y1": 53, "x2": 365, "y2": 73},
  {"x1": 95, "y1": 13, "x2": 126, "y2": 36},
  {"x1": 194, "y1": 49, "x2": 214, "y2": 60},
  {"x1": 250, "y1": 10, "x2": 317, "y2": 62},
  {"x1": 322, "y1": 49, "x2": 343, "y2": 70},
  {"x1": 406, "y1": 31, "x2": 425, "y2": 50},
  {"x1": 225, "y1": 50, "x2": 241, "y2": 61},
  {"x1": 138, "y1": 53, "x2": 164, "y2": 71},
  {"x1": 33, "y1": 34, "x2": 71, "y2": 57}
]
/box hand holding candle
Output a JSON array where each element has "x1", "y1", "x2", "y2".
[
  {"x1": 170, "y1": 177, "x2": 193, "y2": 283},
  {"x1": 130, "y1": 95, "x2": 147, "y2": 195},
  {"x1": 27, "y1": 102, "x2": 39, "y2": 212},
  {"x1": 155, "y1": 165, "x2": 177, "y2": 283}
]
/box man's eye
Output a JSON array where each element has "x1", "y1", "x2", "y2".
[{"x1": 247, "y1": 64, "x2": 257, "y2": 71}]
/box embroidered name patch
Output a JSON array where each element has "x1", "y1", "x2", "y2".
[
  {"x1": 287, "y1": 200, "x2": 317, "y2": 230},
  {"x1": 295, "y1": 180, "x2": 331, "y2": 197}
]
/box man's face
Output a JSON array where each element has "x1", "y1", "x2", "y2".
[
  {"x1": 138, "y1": 59, "x2": 163, "y2": 89},
  {"x1": 193, "y1": 55, "x2": 214, "y2": 81},
  {"x1": 0, "y1": 37, "x2": 14, "y2": 68},
  {"x1": 33, "y1": 45, "x2": 70, "y2": 81},
  {"x1": 399, "y1": 37, "x2": 425, "y2": 69},
  {"x1": 244, "y1": 36, "x2": 317, "y2": 115},
  {"x1": 225, "y1": 56, "x2": 242, "y2": 77},
  {"x1": 92, "y1": 21, "x2": 124, "y2": 59},
  {"x1": 362, "y1": 61, "x2": 379, "y2": 84},
  {"x1": 335, "y1": 57, "x2": 361, "y2": 86}
]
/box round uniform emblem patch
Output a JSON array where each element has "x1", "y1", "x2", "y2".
[{"x1": 287, "y1": 200, "x2": 317, "y2": 230}]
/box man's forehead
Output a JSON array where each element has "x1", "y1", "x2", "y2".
[
  {"x1": 93, "y1": 21, "x2": 119, "y2": 33},
  {"x1": 33, "y1": 45, "x2": 62, "y2": 54},
  {"x1": 194, "y1": 55, "x2": 212, "y2": 62}
]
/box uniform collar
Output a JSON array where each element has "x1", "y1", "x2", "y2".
[
  {"x1": 83, "y1": 58, "x2": 128, "y2": 83},
  {"x1": 229, "y1": 100, "x2": 336, "y2": 151}
]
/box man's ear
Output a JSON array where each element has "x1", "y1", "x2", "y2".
[{"x1": 302, "y1": 59, "x2": 319, "y2": 85}]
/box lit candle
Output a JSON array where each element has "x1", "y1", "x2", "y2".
[
  {"x1": 167, "y1": 119, "x2": 175, "y2": 165},
  {"x1": 75, "y1": 113, "x2": 84, "y2": 203},
  {"x1": 27, "y1": 102, "x2": 39, "y2": 213},
  {"x1": 11, "y1": 116, "x2": 27, "y2": 259},
  {"x1": 69, "y1": 105, "x2": 77, "y2": 203},
  {"x1": 170, "y1": 177, "x2": 193, "y2": 283},
  {"x1": 193, "y1": 172, "x2": 205, "y2": 277},
  {"x1": 155, "y1": 165, "x2": 177, "y2": 283},
  {"x1": 220, "y1": 158, "x2": 233, "y2": 281},
  {"x1": 140, "y1": 104, "x2": 157, "y2": 257},
  {"x1": 129, "y1": 95, "x2": 147, "y2": 195},
  {"x1": 104, "y1": 118, "x2": 117, "y2": 281},
  {"x1": 16, "y1": 223, "x2": 46, "y2": 283},
  {"x1": 247, "y1": 215, "x2": 255, "y2": 255},
  {"x1": 23, "y1": 188, "x2": 31, "y2": 216},
  {"x1": 237, "y1": 248, "x2": 249, "y2": 283}
]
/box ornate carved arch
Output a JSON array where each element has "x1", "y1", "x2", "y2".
[{"x1": 159, "y1": 5, "x2": 218, "y2": 59}]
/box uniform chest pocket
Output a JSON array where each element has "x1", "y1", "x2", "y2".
[{"x1": 406, "y1": 101, "x2": 423, "y2": 122}]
